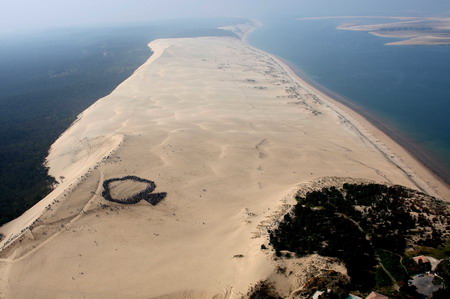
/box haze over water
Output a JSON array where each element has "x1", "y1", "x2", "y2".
[{"x1": 248, "y1": 17, "x2": 450, "y2": 183}]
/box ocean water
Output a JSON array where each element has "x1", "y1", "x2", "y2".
[{"x1": 248, "y1": 17, "x2": 450, "y2": 183}]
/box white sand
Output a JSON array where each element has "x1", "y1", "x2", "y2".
[{"x1": 0, "y1": 26, "x2": 448, "y2": 298}]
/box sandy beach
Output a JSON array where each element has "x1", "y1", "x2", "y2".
[{"x1": 0, "y1": 24, "x2": 448, "y2": 298}]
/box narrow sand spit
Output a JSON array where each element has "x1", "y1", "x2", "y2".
[{"x1": 0, "y1": 26, "x2": 448, "y2": 298}]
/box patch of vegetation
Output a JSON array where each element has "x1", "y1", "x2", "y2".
[
  {"x1": 409, "y1": 238, "x2": 450, "y2": 260},
  {"x1": 301, "y1": 270, "x2": 350, "y2": 299},
  {"x1": 247, "y1": 280, "x2": 281, "y2": 299},
  {"x1": 436, "y1": 258, "x2": 450, "y2": 283},
  {"x1": 433, "y1": 258, "x2": 450, "y2": 298},
  {"x1": 269, "y1": 183, "x2": 450, "y2": 294},
  {"x1": 377, "y1": 250, "x2": 409, "y2": 283},
  {"x1": 270, "y1": 197, "x2": 376, "y2": 291},
  {"x1": 374, "y1": 266, "x2": 393, "y2": 289}
]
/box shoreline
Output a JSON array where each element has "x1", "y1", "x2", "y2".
[
  {"x1": 2, "y1": 25, "x2": 450, "y2": 296},
  {"x1": 1, "y1": 21, "x2": 448, "y2": 253},
  {"x1": 243, "y1": 22, "x2": 450, "y2": 199},
  {"x1": 284, "y1": 63, "x2": 450, "y2": 187}
]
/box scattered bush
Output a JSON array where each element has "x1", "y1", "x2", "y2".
[{"x1": 247, "y1": 280, "x2": 281, "y2": 299}]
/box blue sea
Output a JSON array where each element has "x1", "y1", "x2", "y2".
[{"x1": 248, "y1": 17, "x2": 450, "y2": 183}]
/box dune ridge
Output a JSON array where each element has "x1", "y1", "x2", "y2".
[{"x1": 0, "y1": 23, "x2": 448, "y2": 298}]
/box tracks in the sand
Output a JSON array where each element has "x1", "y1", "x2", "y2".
[{"x1": 0, "y1": 171, "x2": 106, "y2": 263}]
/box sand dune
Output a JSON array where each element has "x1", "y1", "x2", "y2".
[{"x1": 0, "y1": 25, "x2": 448, "y2": 298}]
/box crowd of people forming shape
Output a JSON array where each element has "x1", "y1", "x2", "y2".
[{"x1": 101, "y1": 176, "x2": 166, "y2": 205}]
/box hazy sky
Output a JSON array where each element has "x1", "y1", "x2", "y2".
[{"x1": 1, "y1": 0, "x2": 450, "y2": 35}]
